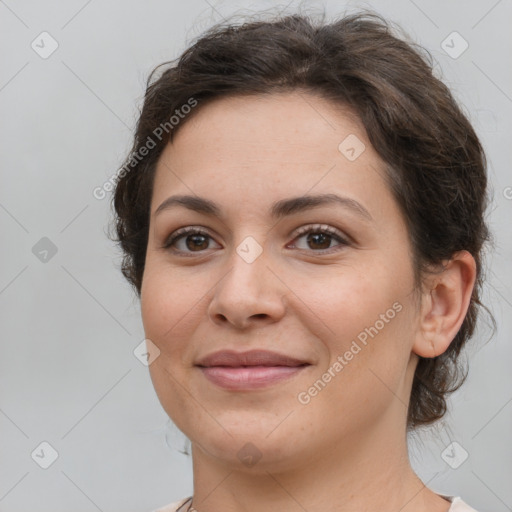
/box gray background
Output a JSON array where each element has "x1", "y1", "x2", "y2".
[{"x1": 0, "y1": 1, "x2": 511, "y2": 511}]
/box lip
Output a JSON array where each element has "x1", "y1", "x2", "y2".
[
  {"x1": 195, "y1": 350, "x2": 311, "y2": 390},
  {"x1": 195, "y1": 349, "x2": 310, "y2": 368}
]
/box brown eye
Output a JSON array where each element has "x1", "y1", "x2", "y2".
[
  {"x1": 304, "y1": 232, "x2": 333, "y2": 250},
  {"x1": 183, "y1": 233, "x2": 210, "y2": 251},
  {"x1": 163, "y1": 227, "x2": 221, "y2": 254},
  {"x1": 290, "y1": 224, "x2": 349, "y2": 253}
]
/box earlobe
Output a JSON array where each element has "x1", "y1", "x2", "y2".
[{"x1": 412, "y1": 251, "x2": 476, "y2": 358}]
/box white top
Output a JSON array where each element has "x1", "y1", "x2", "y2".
[{"x1": 152, "y1": 494, "x2": 479, "y2": 512}]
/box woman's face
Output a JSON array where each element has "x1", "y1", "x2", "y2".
[{"x1": 141, "y1": 92, "x2": 421, "y2": 471}]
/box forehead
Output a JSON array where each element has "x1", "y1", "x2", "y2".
[
  {"x1": 151, "y1": 92, "x2": 393, "y2": 221},
  {"x1": 168, "y1": 91, "x2": 366, "y2": 159}
]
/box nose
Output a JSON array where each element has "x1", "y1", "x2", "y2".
[{"x1": 207, "y1": 243, "x2": 287, "y2": 330}]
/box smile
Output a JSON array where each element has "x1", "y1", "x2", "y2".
[{"x1": 198, "y1": 365, "x2": 310, "y2": 390}]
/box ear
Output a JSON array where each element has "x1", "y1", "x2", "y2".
[{"x1": 413, "y1": 251, "x2": 477, "y2": 358}]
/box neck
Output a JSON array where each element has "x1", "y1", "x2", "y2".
[{"x1": 187, "y1": 414, "x2": 449, "y2": 512}]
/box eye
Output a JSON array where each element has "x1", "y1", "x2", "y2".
[
  {"x1": 162, "y1": 226, "x2": 221, "y2": 254},
  {"x1": 162, "y1": 223, "x2": 350, "y2": 256},
  {"x1": 287, "y1": 224, "x2": 349, "y2": 253}
]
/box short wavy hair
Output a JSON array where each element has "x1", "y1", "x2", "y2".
[{"x1": 110, "y1": 10, "x2": 492, "y2": 429}]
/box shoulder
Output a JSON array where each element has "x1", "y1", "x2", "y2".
[
  {"x1": 150, "y1": 496, "x2": 192, "y2": 512},
  {"x1": 151, "y1": 495, "x2": 480, "y2": 512},
  {"x1": 447, "y1": 496, "x2": 480, "y2": 512}
]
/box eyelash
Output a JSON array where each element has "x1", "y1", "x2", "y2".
[{"x1": 162, "y1": 224, "x2": 350, "y2": 256}]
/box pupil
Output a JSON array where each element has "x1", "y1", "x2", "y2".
[
  {"x1": 187, "y1": 235, "x2": 208, "y2": 251},
  {"x1": 183, "y1": 233, "x2": 332, "y2": 251},
  {"x1": 308, "y1": 232, "x2": 331, "y2": 249}
]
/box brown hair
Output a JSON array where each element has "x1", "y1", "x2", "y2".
[{"x1": 110, "y1": 10, "x2": 492, "y2": 429}]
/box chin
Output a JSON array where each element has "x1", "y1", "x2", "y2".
[{"x1": 187, "y1": 420, "x2": 309, "y2": 473}]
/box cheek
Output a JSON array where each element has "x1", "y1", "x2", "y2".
[
  {"x1": 300, "y1": 306, "x2": 415, "y2": 438},
  {"x1": 299, "y1": 261, "x2": 409, "y2": 345},
  {"x1": 141, "y1": 268, "x2": 204, "y2": 430},
  {"x1": 140, "y1": 263, "x2": 204, "y2": 346},
  {"x1": 302, "y1": 261, "x2": 416, "y2": 393}
]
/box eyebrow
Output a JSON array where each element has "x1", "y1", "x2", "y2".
[{"x1": 154, "y1": 193, "x2": 373, "y2": 221}]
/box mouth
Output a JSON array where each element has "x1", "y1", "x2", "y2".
[{"x1": 195, "y1": 349, "x2": 311, "y2": 390}]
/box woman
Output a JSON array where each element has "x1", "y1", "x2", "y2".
[{"x1": 111, "y1": 11, "x2": 490, "y2": 512}]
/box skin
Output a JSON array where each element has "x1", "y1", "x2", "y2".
[{"x1": 140, "y1": 91, "x2": 476, "y2": 512}]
